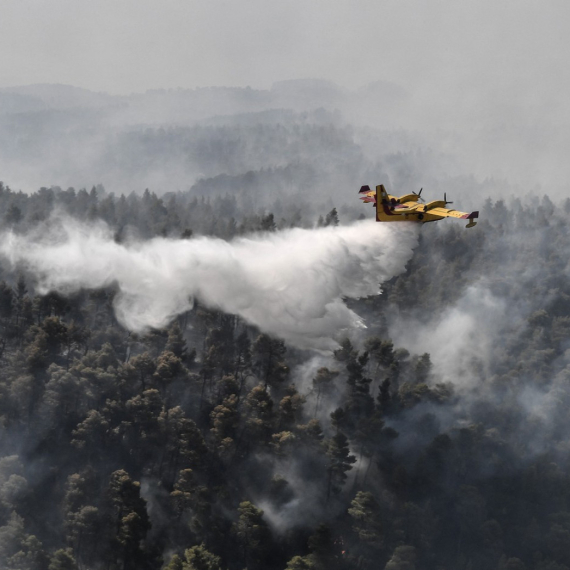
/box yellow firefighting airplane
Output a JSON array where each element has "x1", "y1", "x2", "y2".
[{"x1": 359, "y1": 185, "x2": 479, "y2": 228}]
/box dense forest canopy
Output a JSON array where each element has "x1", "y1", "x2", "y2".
[{"x1": 0, "y1": 180, "x2": 568, "y2": 570}]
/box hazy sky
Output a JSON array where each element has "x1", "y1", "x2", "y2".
[{"x1": 2, "y1": 0, "x2": 569, "y2": 95}]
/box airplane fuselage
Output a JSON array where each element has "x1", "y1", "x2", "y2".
[{"x1": 359, "y1": 184, "x2": 478, "y2": 228}]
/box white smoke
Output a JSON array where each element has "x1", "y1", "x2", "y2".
[
  {"x1": 388, "y1": 285, "x2": 507, "y2": 388},
  {"x1": 0, "y1": 218, "x2": 418, "y2": 351}
]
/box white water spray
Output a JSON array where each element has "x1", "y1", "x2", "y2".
[{"x1": 0, "y1": 218, "x2": 418, "y2": 351}]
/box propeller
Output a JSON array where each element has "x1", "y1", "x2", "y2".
[
  {"x1": 413, "y1": 187, "x2": 425, "y2": 203},
  {"x1": 444, "y1": 192, "x2": 453, "y2": 206}
]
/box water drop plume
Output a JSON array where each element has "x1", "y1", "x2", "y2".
[{"x1": 0, "y1": 218, "x2": 418, "y2": 351}]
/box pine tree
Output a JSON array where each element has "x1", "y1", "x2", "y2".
[
  {"x1": 325, "y1": 432, "x2": 356, "y2": 499},
  {"x1": 312, "y1": 367, "x2": 338, "y2": 417},
  {"x1": 233, "y1": 501, "x2": 271, "y2": 569},
  {"x1": 182, "y1": 543, "x2": 221, "y2": 570},
  {"x1": 166, "y1": 322, "x2": 188, "y2": 359},
  {"x1": 252, "y1": 334, "x2": 288, "y2": 389},
  {"x1": 348, "y1": 491, "x2": 383, "y2": 547},
  {"x1": 48, "y1": 548, "x2": 78, "y2": 570}
]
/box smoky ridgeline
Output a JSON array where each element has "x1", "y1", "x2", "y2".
[{"x1": 0, "y1": 183, "x2": 570, "y2": 570}]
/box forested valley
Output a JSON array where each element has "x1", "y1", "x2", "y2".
[{"x1": 0, "y1": 182, "x2": 569, "y2": 570}]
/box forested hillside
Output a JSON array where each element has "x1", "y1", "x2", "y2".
[
  {"x1": 0, "y1": 183, "x2": 569, "y2": 570},
  {"x1": 1, "y1": 82, "x2": 555, "y2": 204}
]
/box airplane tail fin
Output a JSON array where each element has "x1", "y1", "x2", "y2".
[
  {"x1": 376, "y1": 185, "x2": 390, "y2": 222},
  {"x1": 377, "y1": 184, "x2": 389, "y2": 201},
  {"x1": 466, "y1": 210, "x2": 479, "y2": 228}
]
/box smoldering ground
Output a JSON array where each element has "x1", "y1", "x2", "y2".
[{"x1": 0, "y1": 216, "x2": 418, "y2": 351}]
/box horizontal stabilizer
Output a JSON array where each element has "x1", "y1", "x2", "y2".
[
  {"x1": 359, "y1": 185, "x2": 371, "y2": 193},
  {"x1": 465, "y1": 211, "x2": 479, "y2": 228}
]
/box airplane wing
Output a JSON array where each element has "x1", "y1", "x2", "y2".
[
  {"x1": 428, "y1": 208, "x2": 479, "y2": 220},
  {"x1": 399, "y1": 201, "x2": 421, "y2": 210}
]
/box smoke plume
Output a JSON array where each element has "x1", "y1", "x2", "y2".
[{"x1": 0, "y1": 218, "x2": 418, "y2": 351}]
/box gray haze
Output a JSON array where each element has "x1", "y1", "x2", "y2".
[
  {"x1": 2, "y1": 0, "x2": 568, "y2": 97},
  {"x1": 1, "y1": 0, "x2": 570, "y2": 196}
]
